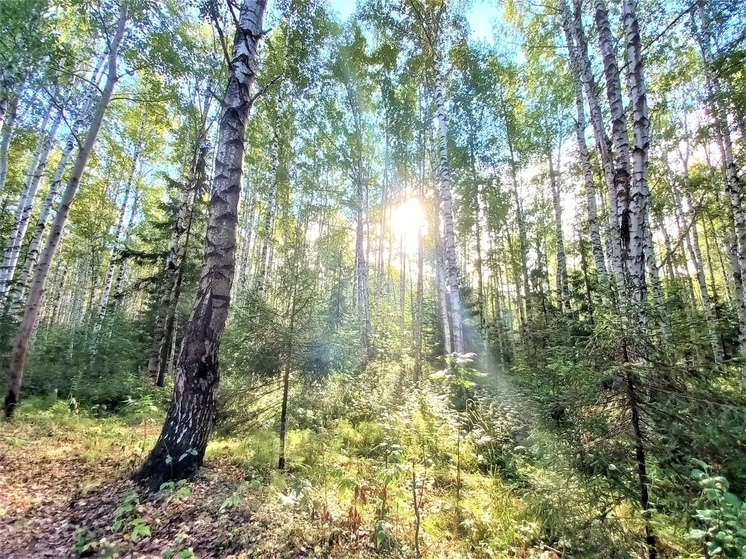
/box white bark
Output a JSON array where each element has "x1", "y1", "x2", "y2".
[
  {"x1": 256, "y1": 116, "x2": 280, "y2": 296},
  {"x1": 0, "y1": 100, "x2": 65, "y2": 303},
  {"x1": 560, "y1": 6, "x2": 607, "y2": 282},
  {"x1": 548, "y1": 151, "x2": 569, "y2": 310},
  {"x1": 0, "y1": 83, "x2": 23, "y2": 194},
  {"x1": 622, "y1": 0, "x2": 649, "y2": 310},
  {"x1": 8, "y1": 63, "x2": 106, "y2": 315},
  {"x1": 4, "y1": 1, "x2": 129, "y2": 417},
  {"x1": 694, "y1": 1, "x2": 746, "y2": 388},
  {"x1": 434, "y1": 68, "x2": 464, "y2": 354},
  {"x1": 95, "y1": 147, "x2": 139, "y2": 326}
]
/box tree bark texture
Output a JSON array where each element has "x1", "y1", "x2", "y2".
[
  {"x1": 3, "y1": 2, "x2": 129, "y2": 417},
  {"x1": 136, "y1": 0, "x2": 267, "y2": 487}
]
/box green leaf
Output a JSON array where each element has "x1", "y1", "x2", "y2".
[{"x1": 131, "y1": 522, "x2": 151, "y2": 540}]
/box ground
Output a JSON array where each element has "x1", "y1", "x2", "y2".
[{"x1": 0, "y1": 399, "x2": 564, "y2": 559}]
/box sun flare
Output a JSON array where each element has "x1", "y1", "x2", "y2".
[{"x1": 390, "y1": 198, "x2": 427, "y2": 255}]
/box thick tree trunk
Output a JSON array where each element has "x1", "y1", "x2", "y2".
[
  {"x1": 136, "y1": 0, "x2": 267, "y2": 487},
  {"x1": 3, "y1": 3, "x2": 129, "y2": 418},
  {"x1": 622, "y1": 2, "x2": 657, "y2": 555},
  {"x1": 621, "y1": 0, "x2": 649, "y2": 311}
]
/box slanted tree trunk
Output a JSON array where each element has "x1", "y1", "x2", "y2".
[
  {"x1": 0, "y1": 79, "x2": 24, "y2": 195},
  {"x1": 111, "y1": 189, "x2": 141, "y2": 305},
  {"x1": 8, "y1": 59, "x2": 106, "y2": 315},
  {"x1": 3, "y1": 2, "x2": 129, "y2": 418},
  {"x1": 94, "y1": 148, "x2": 139, "y2": 332},
  {"x1": 0, "y1": 101, "x2": 63, "y2": 304},
  {"x1": 560, "y1": 13, "x2": 607, "y2": 282},
  {"x1": 561, "y1": 0, "x2": 622, "y2": 283},
  {"x1": 136, "y1": 0, "x2": 267, "y2": 487}
]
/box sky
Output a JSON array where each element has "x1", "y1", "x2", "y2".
[{"x1": 325, "y1": 0, "x2": 500, "y2": 43}]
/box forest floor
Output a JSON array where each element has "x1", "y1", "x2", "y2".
[{"x1": 0, "y1": 398, "x2": 559, "y2": 559}]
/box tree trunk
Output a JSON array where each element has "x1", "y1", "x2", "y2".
[
  {"x1": 136, "y1": 0, "x2": 267, "y2": 487},
  {"x1": 434, "y1": 68, "x2": 463, "y2": 354},
  {"x1": 621, "y1": 0, "x2": 649, "y2": 313},
  {"x1": 7, "y1": 61, "x2": 107, "y2": 315},
  {"x1": 433, "y1": 190, "x2": 452, "y2": 355},
  {"x1": 238, "y1": 175, "x2": 256, "y2": 290},
  {"x1": 0, "y1": 102, "x2": 62, "y2": 304},
  {"x1": 561, "y1": 12, "x2": 607, "y2": 282},
  {"x1": 694, "y1": 0, "x2": 746, "y2": 389},
  {"x1": 0, "y1": 84, "x2": 22, "y2": 195},
  {"x1": 562, "y1": 0, "x2": 623, "y2": 284},
  {"x1": 256, "y1": 96, "x2": 281, "y2": 296},
  {"x1": 3, "y1": 2, "x2": 129, "y2": 418},
  {"x1": 150, "y1": 137, "x2": 207, "y2": 386},
  {"x1": 94, "y1": 149, "x2": 139, "y2": 330},
  {"x1": 548, "y1": 150, "x2": 570, "y2": 310}
]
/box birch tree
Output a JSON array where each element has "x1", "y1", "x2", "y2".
[
  {"x1": 3, "y1": 0, "x2": 130, "y2": 418},
  {"x1": 137, "y1": 0, "x2": 268, "y2": 488},
  {"x1": 400, "y1": 0, "x2": 465, "y2": 354}
]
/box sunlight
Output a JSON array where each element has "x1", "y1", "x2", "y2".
[{"x1": 390, "y1": 198, "x2": 427, "y2": 256}]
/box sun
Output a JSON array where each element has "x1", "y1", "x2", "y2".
[{"x1": 390, "y1": 198, "x2": 427, "y2": 256}]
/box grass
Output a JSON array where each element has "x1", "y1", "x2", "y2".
[{"x1": 0, "y1": 381, "x2": 705, "y2": 558}]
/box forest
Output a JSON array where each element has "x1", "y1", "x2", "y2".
[{"x1": 0, "y1": 0, "x2": 745, "y2": 557}]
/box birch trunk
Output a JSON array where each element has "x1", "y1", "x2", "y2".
[
  {"x1": 94, "y1": 150, "x2": 139, "y2": 329},
  {"x1": 622, "y1": 2, "x2": 656, "y2": 555},
  {"x1": 136, "y1": 0, "x2": 267, "y2": 488},
  {"x1": 0, "y1": 86, "x2": 22, "y2": 194},
  {"x1": 434, "y1": 68, "x2": 463, "y2": 354},
  {"x1": 8, "y1": 66, "x2": 105, "y2": 315},
  {"x1": 111, "y1": 188, "x2": 140, "y2": 304},
  {"x1": 561, "y1": 12, "x2": 607, "y2": 281},
  {"x1": 669, "y1": 157, "x2": 723, "y2": 363},
  {"x1": 238, "y1": 176, "x2": 256, "y2": 290},
  {"x1": 433, "y1": 189, "x2": 452, "y2": 354},
  {"x1": 548, "y1": 151, "x2": 569, "y2": 310},
  {"x1": 694, "y1": 1, "x2": 746, "y2": 388},
  {"x1": 256, "y1": 96, "x2": 281, "y2": 296},
  {"x1": 3, "y1": 1, "x2": 129, "y2": 417},
  {"x1": 622, "y1": 0, "x2": 649, "y2": 312},
  {"x1": 151, "y1": 136, "x2": 208, "y2": 386},
  {"x1": 0, "y1": 103, "x2": 57, "y2": 303},
  {"x1": 561, "y1": 0, "x2": 622, "y2": 282}
]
